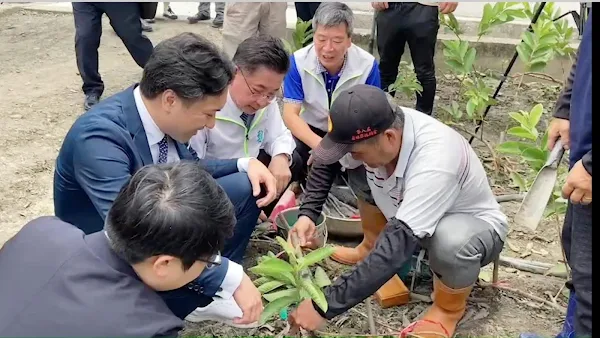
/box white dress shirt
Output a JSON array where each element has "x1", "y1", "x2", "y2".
[{"x1": 133, "y1": 86, "x2": 244, "y2": 299}]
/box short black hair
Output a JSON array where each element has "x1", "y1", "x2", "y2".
[
  {"x1": 140, "y1": 32, "x2": 235, "y2": 103},
  {"x1": 232, "y1": 35, "x2": 290, "y2": 75},
  {"x1": 105, "y1": 161, "x2": 235, "y2": 270}
]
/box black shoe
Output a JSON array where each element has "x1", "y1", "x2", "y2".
[
  {"x1": 163, "y1": 6, "x2": 178, "y2": 20},
  {"x1": 188, "y1": 12, "x2": 210, "y2": 24},
  {"x1": 141, "y1": 19, "x2": 153, "y2": 32},
  {"x1": 211, "y1": 15, "x2": 223, "y2": 28},
  {"x1": 84, "y1": 93, "x2": 100, "y2": 111}
]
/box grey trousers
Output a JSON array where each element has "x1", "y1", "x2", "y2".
[
  {"x1": 421, "y1": 213, "x2": 504, "y2": 289},
  {"x1": 198, "y1": 2, "x2": 224, "y2": 16}
]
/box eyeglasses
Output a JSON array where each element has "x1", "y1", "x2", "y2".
[
  {"x1": 238, "y1": 66, "x2": 276, "y2": 101},
  {"x1": 199, "y1": 251, "x2": 222, "y2": 268}
]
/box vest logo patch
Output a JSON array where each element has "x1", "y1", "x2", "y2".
[{"x1": 257, "y1": 130, "x2": 265, "y2": 143}]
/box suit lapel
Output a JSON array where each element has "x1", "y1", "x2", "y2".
[{"x1": 122, "y1": 85, "x2": 154, "y2": 166}]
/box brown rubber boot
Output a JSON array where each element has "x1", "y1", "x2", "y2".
[
  {"x1": 330, "y1": 199, "x2": 388, "y2": 265},
  {"x1": 400, "y1": 276, "x2": 473, "y2": 338}
]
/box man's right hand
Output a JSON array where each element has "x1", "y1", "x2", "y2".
[
  {"x1": 547, "y1": 118, "x2": 570, "y2": 150},
  {"x1": 288, "y1": 215, "x2": 317, "y2": 248},
  {"x1": 371, "y1": 2, "x2": 389, "y2": 11},
  {"x1": 247, "y1": 158, "x2": 277, "y2": 208}
]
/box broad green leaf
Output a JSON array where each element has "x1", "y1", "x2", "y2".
[
  {"x1": 299, "y1": 288, "x2": 311, "y2": 300},
  {"x1": 313, "y1": 266, "x2": 332, "y2": 288},
  {"x1": 510, "y1": 172, "x2": 528, "y2": 192},
  {"x1": 253, "y1": 276, "x2": 273, "y2": 286},
  {"x1": 508, "y1": 111, "x2": 528, "y2": 126},
  {"x1": 275, "y1": 236, "x2": 297, "y2": 262},
  {"x1": 522, "y1": 148, "x2": 548, "y2": 163},
  {"x1": 529, "y1": 104, "x2": 544, "y2": 128},
  {"x1": 529, "y1": 61, "x2": 549, "y2": 73},
  {"x1": 263, "y1": 288, "x2": 300, "y2": 302},
  {"x1": 298, "y1": 245, "x2": 335, "y2": 270},
  {"x1": 507, "y1": 126, "x2": 537, "y2": 140},
  {"x1": 250, "y1": 257, "x2": 294, "y2": 275},
  {"x1": 463, "y1": 47, "x2": 476, "y2": 73},
  {"x1": 466, "y1": 99, "x2": 477, "y2": 118},
  {"x1": 302, "y1": 280, "x2": 328, "y2": 312},
  {"x1": 544, "y1": 261, "x2": 569, "y2": 277},
  {"x1": 540, "y1": 131, "x2": 549, "y2": 150},
  {"x1": 258, "y1": 280, "x2": 286, "y2": 293},
  {"x1": 259, "y1": 295, "x2": 298, "y2": 325},
  {"x1": 496, "y1": 141, "x2": 529, "y2": 154}
]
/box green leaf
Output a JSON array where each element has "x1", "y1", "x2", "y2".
[
  {"x1": 466, "y1": 99, "x2": 477, "y2": 118},
  {"x1": 313, "y1": 266, "x2": 332, "y2": 288},
  {"x1": 249, "y1": 257, "x2": 297, "y2": 286},
  {"x1": 510, "y1": 172, "x2": 528, "y2": 192},
  {"x1": 258, "y1": 280, "x2": 286, "y2": 293},
  {"x1": 463, "y1": 47, "x2": 477, "y2": 73},
  {"x1": 298, "y1": 246, "x2": 335, "y2": 270},
  {"x1": 275, "y1": 236, "x2": 297, "y2": 263},
  {"x1": 259, "y1": 295, "x2": 298, "y2": 325},
  {"x1": 496, "y1": 141, "x2": 529, "y2": 154},
  {"x1": 522, "y1": 148, "x2": 548, "y2": 163},
  {"x1": 507, "y1": 126, "x2": 537, "y2": 140},
  {"x1": 253, "y1": 276, "x2": 273, "y2": 286},
  {"x1": 263, "y1": 288, "x2": 300, "y2": 302},
  {"x1": 508, "y1": 111, "x2": 528, "y2": 126},
  {"x1": 528, "y1": 104, "x2": 544, "y2": 128},
  {"x1": 302, "y1": 280, "x2": 328, "y2": 312}
]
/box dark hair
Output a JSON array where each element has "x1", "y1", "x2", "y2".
[
  {"x1": 105, "y1": 161, "x2": 235, "y2": 270},
  {"x1": 232, "y1": 35, "x2": 290, "y2": 75},
  {"x1": 140, "y1": 32, "x2": 235, "y2": 103}
]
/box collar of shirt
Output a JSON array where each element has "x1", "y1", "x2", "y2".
[
  {"x1": 133, "y1": 86, "x2": 166, "y2": 147},
  {"x1": 316, "y1": 53, "x2": 348, "y2": 78}
]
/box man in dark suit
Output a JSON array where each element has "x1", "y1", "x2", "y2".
[
  {"x1": 1, "y1": 162, "x2": 263, "y2": 336},
  {"x1": 53, "y1": 32, "x2": 275, "y2": 326},
  {"x1": 72, "y1": 2, "x2": 155, "y2": 111}
]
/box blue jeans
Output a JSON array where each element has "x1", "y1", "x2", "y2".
[{"x1": 159, "y1": 172, "x2": 260, "y2": 319}]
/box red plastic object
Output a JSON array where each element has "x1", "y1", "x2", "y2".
[
  {"x1": 268, "y1": 189, "x2": 298, "y2": 230},
  {"x1": 350, "y1": 214, "x2": 361, "y2": 219}
]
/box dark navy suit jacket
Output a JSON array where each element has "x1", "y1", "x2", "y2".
[{"x1": 53, "y1": 84, "x2": 238, "y2": 296}]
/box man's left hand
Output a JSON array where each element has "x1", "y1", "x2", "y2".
[
  {"x1": 289, "y1": 299, "x2": 326, "y2": 331},
  {"x1": 232, "y1": 274, "x2": 264, "y2": 325},
  {"x1": 269, "y1": 154, "x2": 292, "y2": 195},
  {"x1": 562, "y1": 159, "x2": 592, "y2": 205},
  {"x1": 439, "y1": 2, "x2": 458, "y2": 14}
]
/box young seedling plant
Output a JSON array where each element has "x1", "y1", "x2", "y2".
[{"x1": 249, "y1": 236, "x2": 335, "y2": 325}]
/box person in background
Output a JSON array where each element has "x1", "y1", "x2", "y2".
[
  {"x1": 163, "y1": 2, "x2": 178, "y2": 19},
  {"x1": 188, "y1": 2, "x2": 225, "y2": 28},
  {"x1": 72, "y1": 2, "x2": 154, "y2": 111},
  {"x1": 282, "y1": 2, "x2": 383, "y2": 267},
  {"x1": 221, "y1": 2, "x2": 287, "y2": 58},
  {"x1": 54, "y1": 32, "x2": 277, "y2": 328},
  {"x1": 0, "y1": 162, "x2": 263, "y2": 335},
  {"x1": 294, "y1": 2, "x2": 321, "y2": 47},
  {"x1": 521, "y1": 10, "x2": 592, "y2": 338},
  {"x1": 371, "y1": 2, "x2": 458, "y2": 115},
  {"x1": 190, "y1": 35, "x2": 302, "y2": 218}
]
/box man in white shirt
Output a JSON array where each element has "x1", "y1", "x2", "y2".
[
  {"x1": 190, "y1": 35, "x2": 302, "y2": 216},
  {"x1": 54, "y1": 32, "x2": 276, "y2": 327},
  {"x1": 289, "y1": 85, "x2": 507, "y2": 338}
]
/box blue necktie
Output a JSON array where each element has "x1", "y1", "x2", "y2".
[{"x1": 157, "y1": 135, "x2": 169, "y2": 164}]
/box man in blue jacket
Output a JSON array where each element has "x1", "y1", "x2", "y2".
[
  {"x1": 53, "y1": 32, "x2": 276, "y2": 327},
  {"x1": 545, "y1": 10, "x2": 592, "y2": 338}
]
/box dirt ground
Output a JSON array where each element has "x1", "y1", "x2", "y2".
[{"x1": 0, "y1": 9, "x2": 569, "y2": 337}]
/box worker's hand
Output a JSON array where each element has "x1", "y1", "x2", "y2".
[
  {"x1": 438, "y1": 2, "x2": 458, "y2": 14},
  {"x1": 248, "y1": 158, "x2": 278, "y2": 208},
  {"x1": 371, "y1": 2, "x2": 389, "y2": 11},
  {"x1": 288, "y1": 215, "x2": 317, "y2": 248},
  {"x1": 232, "y1": 273, "x2": 264, "y2": 325},
  {"x1": 562, "y1": 159, "x2": 592, "y2": 205},
  {"x1": 547, "y1": 118, "x2": 571, "y2": 150},
  {"x1": 289, "y1": 299, "x2": 327, "y2": 332},
  {"x1": 269, "y1": 154, "x2": 292, "y2": 196}
]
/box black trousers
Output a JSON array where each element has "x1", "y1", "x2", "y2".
[
  {"x1": 561, "y1": 202, "x2": 593, "y2": 335},
  {"x1": 294, "y1": 2, "x2": 321, "y2": 22},
  {"x1": 376, "y1": 2, "x2": 439, "y2": 115},
  {"x1": 72, "y1": 2, "x2": 154, "y2": 96}
]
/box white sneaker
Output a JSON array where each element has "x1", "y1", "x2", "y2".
[{"x1": 184, "y1": 297, "x2": 259, "y2": 328}]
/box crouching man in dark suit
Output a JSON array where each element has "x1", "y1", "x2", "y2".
[
  {"x1": 53, "y1": 32, "x2": 274, "y2": 327},
  {"x1": 0, "y1": 162, "x2": 262, "y2": 336}
]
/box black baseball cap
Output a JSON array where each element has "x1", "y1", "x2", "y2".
[{"x1": 313, "y1": 84, "x2": 397, "y2": 165}]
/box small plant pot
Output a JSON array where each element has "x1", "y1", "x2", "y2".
[{"x1": 275, "y1": 206, "x2": 328, "y2": 248}]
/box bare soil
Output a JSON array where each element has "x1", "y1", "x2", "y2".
[{"x1": 0, "y1": 9, "x2": 569, "y2": 338}]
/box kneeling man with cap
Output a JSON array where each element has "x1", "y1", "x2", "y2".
[{"x1": 288, "y1": 84, "x2": 507, "y2": 338}]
